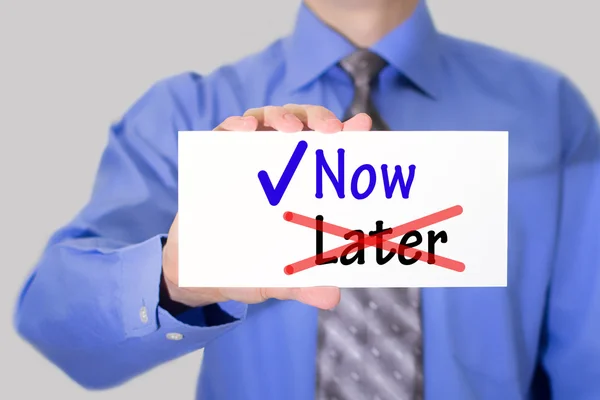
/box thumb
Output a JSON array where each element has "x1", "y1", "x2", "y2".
[{"x1": 275, "y1": 287, "x2": 341, "y2": 310}]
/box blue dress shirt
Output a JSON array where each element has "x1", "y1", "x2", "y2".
[{"x1": 14, "y1": 1, "x2": 600, "y2": 399}]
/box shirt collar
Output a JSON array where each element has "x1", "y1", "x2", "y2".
[{"x1": 283, "y1": 0, "x2": 443, "y2": 99}]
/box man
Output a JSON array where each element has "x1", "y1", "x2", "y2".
[{"x1": 14, "y1": 0, "x2": 600, "y2": 399}]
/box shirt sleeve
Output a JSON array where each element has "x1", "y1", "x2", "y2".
[
  {"x1": 542, "y1": 80, "x2": 600, "y2": 399},
  {"x1": 13, "y1": 73, "x2": 248, "y2": 389}
]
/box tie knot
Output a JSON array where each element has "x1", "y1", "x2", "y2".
[{"x1": 339, "y1": 49, "x2": 388, "y2": 85}]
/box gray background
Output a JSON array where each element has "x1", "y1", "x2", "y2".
[{"x1": 1, "y1": 0, "x2": 598, "y2": 398}]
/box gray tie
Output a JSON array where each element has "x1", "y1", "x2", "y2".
[
  {"x1": 340, "y1": 49, "x2": 390, "y2": 131},
  {"x1": 315, "y1": 49, "x2": 424, "y2": 400}
]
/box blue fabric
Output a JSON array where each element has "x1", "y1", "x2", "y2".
[{"x1": 14, "y1": 1, "x2": 600, "y2": 399}]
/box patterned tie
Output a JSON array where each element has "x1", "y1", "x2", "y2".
[{"x1": 315, "y1": 49, "x2": 424, "y2": 400}]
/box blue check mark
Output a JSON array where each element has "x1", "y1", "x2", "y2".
[{"x1": 258, "y1": 140, "x2": 308, "y2": 206}]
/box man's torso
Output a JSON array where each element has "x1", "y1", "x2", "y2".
[{"x1": 135, "y1": 7, "x2": 590, "y2": 399}]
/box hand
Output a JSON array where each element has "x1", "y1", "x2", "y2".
[
  {"x1": 162, "y1": 105, "x2": 372, "y2": 310},
  {"x1": 214, "y1": 104, "x2": 372, "y2": 133}
]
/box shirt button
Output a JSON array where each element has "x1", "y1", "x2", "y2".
[
  {"x1": 139, "y1": 306, "x2": 149, "y2": 324},
  {"x1": 166, "y1": 332, "x2": 184, "y2": 341}
]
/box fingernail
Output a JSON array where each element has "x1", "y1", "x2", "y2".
[{"x1": 283, "y1": 113, "x2": 298, "y2": 122}]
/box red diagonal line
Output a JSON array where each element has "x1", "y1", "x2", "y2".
[{"x1": 282, "y1": 205, "x2": 464, "y2": 275}]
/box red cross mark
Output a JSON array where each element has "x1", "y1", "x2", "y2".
[{"x1": 282, "y1": 205, "x2": 465, "y2": 275}]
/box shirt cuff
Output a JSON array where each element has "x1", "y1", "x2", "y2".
[{"x1": 119, "y1": 234, "x2": 247, "y2": 339}]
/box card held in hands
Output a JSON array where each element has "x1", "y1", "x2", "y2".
[{"x1": 177, "y1": 130, "x2": 508, "y2": 288}]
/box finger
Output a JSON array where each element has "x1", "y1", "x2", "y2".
[
  {"x1": 262, "y1": 287, "x2": 341, "y2": 310},
  {"x1": 303, "y1": 105, "x2": 343, "y2": 133},
  {"x1": 244, "y1": 107, "x2": 304, "y2": 133},
  {"x1": 214, "y1": 116, "x2": 259, "y2": 132},
  {"x1": 293, "y1": 287, "x2": 341, "y2": 309},
  {"x1": 282, "y1": 104, "x2": 343, "y2": 133},
  {"x1": 264, "y1": 106, "x2": 305, "y2": 132},
  {"x1": 342, "y1": 113, "x2": 373, "y2": 131},
  {"x1": 282, "y1": 104, "x2": 309, "y2": 128}
]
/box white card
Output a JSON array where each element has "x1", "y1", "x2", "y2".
[{"x1": 178, "y1": 131, "x2": 508, "y2": 288}]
